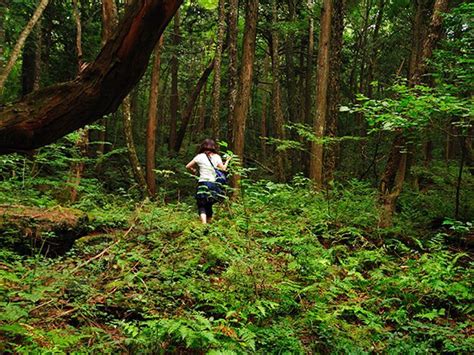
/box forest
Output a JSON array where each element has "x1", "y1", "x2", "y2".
[{"x1": 0, "y1": 0, "x2": 473, "y2": 353}]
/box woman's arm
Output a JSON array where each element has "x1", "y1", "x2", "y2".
[
  {"x1": 186, "y1": 160, "x2": 197, "y2": 174},
  {"x1": 217, "y1": 155, "x2": 232, "y2": 171}
]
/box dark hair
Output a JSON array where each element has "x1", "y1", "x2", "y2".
[{"x1": 198, "y1": 139, "x2": 219, "y2": 154}]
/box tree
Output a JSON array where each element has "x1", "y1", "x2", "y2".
[
  {"x1": 231, "y1": 0, "x2": 259, "y2": 191},
  {"x1": 168, "y1": 10, "x2": 180, "y2": 153},
  {"x1": 123, "y1": 94, "x2": 148, "y2": 194},
  {"x1": 146, "y1": 36, "x2": 164, "y2": 196},
  {"x1": 0, "y1": 0, "x2": 49, "y2": 93},
  {"x1": 0, "y1": 0, "x2": 183, "y2": 154},
  {"x1": 95, "y1": 0, "x2": 119, "y2": 159},
  {"x1": 227, "y1": 0, "x2": 239, "y2": 144},
  {"x1": 210, "y1": 0, "x2": 226, "y2": 139},
  {"x1": 309, "y1": 0, "x2": 332, "y2": 186},
  {"x1": 174, "y1": 59, "x2": 215, "y2": 153},
  {"x1": 379, "y1": 0, "x2": 449, "y2": 227},
  {"x1": 270, "y1": 0, "x2": 287, "y2": 181}
]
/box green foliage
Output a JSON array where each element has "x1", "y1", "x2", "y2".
[{"x1": 1, "y1": 172, "x2": 472, "y2": 353}]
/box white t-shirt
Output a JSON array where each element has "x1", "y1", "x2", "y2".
[{"x1": 193, "y1": 153, "x2": 223, "y2": 182}]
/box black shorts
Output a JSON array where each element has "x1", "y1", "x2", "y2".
[{"x1": 196, "y1": 182, "x2": 218, "y2": 217}]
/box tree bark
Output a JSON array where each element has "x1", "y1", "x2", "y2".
[
  {"x1": 0, "y1": 0, "x2": 183, "y2": 153},
  {"x1": 0, "y1": 0, "x2": 49, "y2": 93},
  {"x1": 96, "y1": 0, "x2": 119, "y2": 159},
  {"x1": 304, "y1": 0, "x2": 315, "y2": 126},
  {"x1": 123, "y1": 95, "x2": 148, "y2": 194},
  {"x1": 227, "y1": 0, "x2": 239, "y2": 144},
  {"x1": 211, "y1": 0, "x2": 226, "y2": 139},
  {"x1": 146, "y1": 36, "x2": 164, "y2": 196},
  {"x1": 69, "y1": 0, "x2": 88, "y2": 203},
  {"x1": 231, "y1": 0, "x2": 258, "y2": 191},
  {"x1": 285, "y1": 0, "x2": 298, "y2": 124},
  {"x1": 21, "y1": 21, "x2": 42, "y2": 96},
  {"x1": 0, "y1": 1, "x2": 5, "y2": 70},
  {"x1": 379, "y1": 0, "x2": 449, "y2": 227},
  {"x1": 271, "y1": 0, "x2": 287, "y2": 181},
  {"x1": 198, "y1": 79, "x2": 209, "y2": 134},
  {"x1": 323, "y1": 0, "x2": 344, "y2": 183},
  {"x1": 309, "y1": 0, "x2": 332, "y2": 187},
  {"x1": 168, "y1": 10, "x2": 180, "y2": 153},
  {"x1": 174, "y1": 59, "x2": 215, "y2": 153}
]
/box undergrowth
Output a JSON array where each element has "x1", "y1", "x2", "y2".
[{"x1": 0, "y1": 175, "x2": 472, "y2": 353}]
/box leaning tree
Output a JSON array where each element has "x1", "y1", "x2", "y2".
[{"x1": 0, "y1": 0, "x2": 182, "y2": 154}]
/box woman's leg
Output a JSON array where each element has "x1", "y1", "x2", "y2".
[{"x1": 206, "y1": 203, "x2": 214, "y2": 224}]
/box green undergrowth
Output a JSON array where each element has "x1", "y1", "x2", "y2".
[{"x1": 0, "y1": 179, "x2": 473, "y2": 353}]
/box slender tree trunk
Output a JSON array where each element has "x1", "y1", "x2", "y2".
[
  {"x1": 211, "y1": 0, "x2": 226, "y2": 139},
  {"x1": 146, "y1": 36, "x2": 164, "y2": 196},
  {"x1": 0, "y1": 0, "x2": 49, "y2": 93},
  {"x1": 379, "y1": 0, "x2": 449, "y2": 227},
  {"x1": 231, "y1": 0, "x2": 258, "y2": 192},
  {"x1": 198, "y1": 79, "x2": 209, "y2": 134},
  {"x1": 69, "y1": 0, "x2": 88, "y2": 203},
  {"x1": 260, "y1": 55, "x2": 270, "y2": 159},
  {"x1": 271, "y1": 0, "x2": 287, "y2": 181},
  {"x1": 323, "y1": 0, "x2": 344, "y2": 183},
  {"x1": 309, "y1": 0, "x2": 332, "y2": 186},
  {"x1": 0, "y1": 1, "x2": 5, "y2": 70},
  {"x1": 285, "y1": 0, "x2": 298, "y2": 123},
  {"x1": 21, "y1": 21, "x2": 42, "y2": 96},
  {"x1": 123, "y1": 95, "x2": 148, "y2": 194},
  {"x1": 413, "y1": 0, "x2": 449, "y2": 84},
  {"x1": 169, "y1": 11, "x2": 180, "y2": 153},
  {"x1": 96, "y1": 0, "x2": 119, "y2": 159},
  {"x1": 227, "y1": 0, "x2": 239, "y2": 144},
  {"x1": 304, "y1": 0, "x2": 315, "y2": 126},
  {"x1": 175, "y1": 59, "x2": 215, "y2": 152},
  {"x1": 366, "y1": 0, "x2": 385, "y2": 98}
]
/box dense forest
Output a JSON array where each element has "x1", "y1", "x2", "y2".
[{"x1": 0, "y1": 0, "x2": 473, "y2": 353}]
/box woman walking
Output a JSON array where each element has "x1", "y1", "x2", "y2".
[{"x1": 186, "y1": 139, "x2": 231, "y2": 224}]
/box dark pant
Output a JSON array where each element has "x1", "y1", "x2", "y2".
[{"x1": 196, "y1": 182, "x2": 218, "y2": 217}]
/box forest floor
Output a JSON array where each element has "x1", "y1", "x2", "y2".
[{"x1": 0, "y1": 177, "x2": 473, "y2": 353}]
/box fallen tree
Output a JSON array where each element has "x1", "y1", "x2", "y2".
[{"x1": 0, "y1": 0, "x2": 182, "y2": 154}]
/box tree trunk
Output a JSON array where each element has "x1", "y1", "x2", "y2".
[
  {"x1": 21, "y1": 21, "x2": 42, "y2": 96},
  {"x1": 146, "y1": 36, "x2": 164, "y2": 196},
  {"x1": 101, "y1": 0, "x2": 118, "y2": 47},
  {"x1": 231, "y1": 0, "x2": 259, "y2": 192},
  {"x1": 198, "y1": 79, "x2": 209, "y2": 134},
  {"x1": 304, "y1": 0, "x2": 315, "y2": 126},
  {"x1": 379, "y1": 0, "x2": 449, "y2": 227},
  {"x1": 123, "y1": 95, "x2": 148, "y2": 194},
  {"x1": 323, "y1": 0, "x2": 344, "y2": 183},
  {"x1": 211, "y1": 0, "x2": 226, "y2": 139},
  {"x1": 227, "y1": 0, "x2": 239, "y2": 144},
  {"x1": 168, "y1": 11, "x2": 180, "y2": 153},
  {"x1": 271, "y1": 0, "x2": 287, "y2": 181},
  {"x1": 412, "y1": 0, "x2": 449, "y2": 84},
  {"x1": 96, "y1": 0, "x2": 119, "y2": 159},
  {"x1": 0, "y1": 0, "x2": 183, "y2": 153},
  {"x1": 285, "y1": 0, "x2": 298, "y2": 124},
  {"x1": 0, "y1": 0, "x2": 49, "y2": 93},
  {"x1": 0, "y1": 1, "x2": 5, "y2": 70},
  {"x1": 309, "y1": 0, "x2": 332, "y2": 187},
  {"x1": 69, "y1": 0, "x2": 88, "y2": 203},
  {"x1": 174, "y1": 59, "x2": 215, "y2": 153}
]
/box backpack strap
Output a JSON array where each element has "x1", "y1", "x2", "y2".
[{"x1": 205, "y1": 153, "x2": 219, "y2": 173}]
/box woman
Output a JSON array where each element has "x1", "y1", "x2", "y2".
[{"x1": 186, "y1": 139, "x2": 231, "y2": 224}]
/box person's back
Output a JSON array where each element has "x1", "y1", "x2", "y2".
[
  {"x1": 193, "y1": 153, "x2": 223, "y2": 182},
  {"x1": 186, "y1": 139, "x2": 231, "y2": 224}
]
